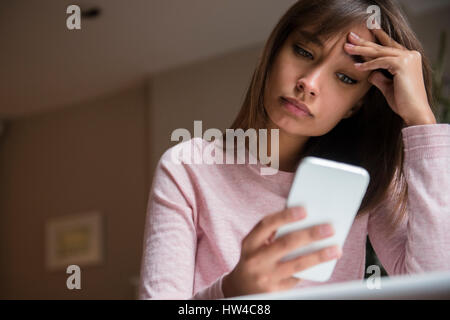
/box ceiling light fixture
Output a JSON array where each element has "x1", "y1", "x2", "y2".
[{"x1": 81, "y1": 7, "x2": 101, "y2": 19}]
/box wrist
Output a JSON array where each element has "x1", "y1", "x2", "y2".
[{"x1": 404, "y1": 110, "x2": 437, "y2": 127}]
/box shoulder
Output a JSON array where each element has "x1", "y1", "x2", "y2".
[
  {"x1": 151, "y1": 138, "x2": 207, "y2": 204},
  {"x1": 159, "y1": 137, "x2": 209, "y2": 166}
]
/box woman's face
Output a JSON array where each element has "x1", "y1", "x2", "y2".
[{"x1": 264, "y1": 23, "x2": 375, "y2": 136}]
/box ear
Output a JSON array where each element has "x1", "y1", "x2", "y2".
[{"x1": 343, "y1": 100, "x2": 363, "y2": 119}]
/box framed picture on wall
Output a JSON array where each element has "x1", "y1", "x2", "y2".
[{"x1": 45, "y1": 211, "x2": 104, "y2": 271}]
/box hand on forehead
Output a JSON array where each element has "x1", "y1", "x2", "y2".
[
  {"x1": 346, "y1": 24, "x2": 376, "y2": 43},
  {"x1": 295, "y1": 22, "x2": 377, "y2": 47}
]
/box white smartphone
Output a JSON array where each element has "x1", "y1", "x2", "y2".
[{"x1": 274, "y1": 156, "x2": 370, "y2": 282}]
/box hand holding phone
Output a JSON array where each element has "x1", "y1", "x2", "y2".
[
  {"x1": 222, "y1": 206, "x2": 343, "y2": 298},
  {"x1": 274, "y1": 156, "x2": 370, "y2": 282},
  {"x1": 222, "y1": 156, "x2": 370, "y2": 297}
]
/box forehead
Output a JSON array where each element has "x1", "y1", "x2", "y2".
[
  {"x1": 291, "y1": 22, "x2": 376, "y2": 46},
  {"x1": 346, "y1": 24, "x2": 376, "y2": 42}
]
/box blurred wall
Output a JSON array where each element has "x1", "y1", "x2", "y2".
[
  {"x1": 148, "y1": 43, "x2": 263, "y2": 174},
  {"x1": 0, "y1": 83, "x2": 149, "y2": 299},
  {"x1": 0, "y1": 43, "x2": 263, "y2": 299}
]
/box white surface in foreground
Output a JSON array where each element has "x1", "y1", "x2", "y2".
[{"x1": 226, "y1": 270, "x2": 450, "y2": 300}]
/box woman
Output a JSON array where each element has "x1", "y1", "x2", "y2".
[{"x1": 139, "y1": 0, "x2": 450, "y2": 299}]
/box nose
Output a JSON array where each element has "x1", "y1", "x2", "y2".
[{"x1": 296, "y1": 68, "x2": 321, "y2": 97}]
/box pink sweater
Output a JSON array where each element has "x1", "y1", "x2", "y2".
[{"x1": 138, "y1": 123, "x2": 450, "y2": 299}]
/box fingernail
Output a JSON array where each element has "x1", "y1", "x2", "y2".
[
  {"x1": 292, "y1": 207, "x2": 306, "y2": 219},
  {"x1": 345, "y1": 43, "x2": 354, "y2": 48},
  {"x1": 318, "y1": 224, "x2": 334, "y2": 237},
  {"x1": 350, "y1": 32, "x2": 359, "y2": 39},
  {"x1": 325, "y1": 246, "x2": 341, "y2": 259},
  {"x1": 354, "y1": 63, "x2": 362, "y2": 68}
]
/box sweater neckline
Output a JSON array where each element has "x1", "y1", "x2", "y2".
[{"x1": 244, "y1": 145, "x2": 295, "y2": 182}]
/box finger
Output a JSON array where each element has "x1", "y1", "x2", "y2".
[
  {"x1": 355, "y1": 56, "x2": 398, "y2": 75},
  {"x1": 242, "y1": 207, "x2": 307, "y2": 254},
  {"x1": 347, "y1": 32, "x2": 403, "y2": 57},
  {"x1": 257, "y1": 223, "x2": 335, "y2": 263},
  {"x1": 277, "y1": 276, "x2": 302, "y2": 291},
  {"x1": 344, "y1": 42, "x2": 399, "y2": 58},
  {"x1": 371, "y1": 28, "x2": 404, "y2": 50},
  {"x1": 275, "y1": 245, "x2": 342, "y2": 281},
  {"x1": 348, "y1": 31, "x2": 383, "y2": 49}
]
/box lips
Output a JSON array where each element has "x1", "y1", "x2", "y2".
[{"x1": 282, "y1": 97, "x2": 313, "y2": 116}]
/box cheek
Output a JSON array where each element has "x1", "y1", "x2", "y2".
[
  {"x1": 322, "y1": 85, "x2": 368, "y2": 115},
  {"x1": 311, "y1": 94, "x2": 358, "y2": 134},
  {"x1": 267, "y1": 69, "x2": 286, "y2": 96},
  {"x1": 319, "y1": 89, "x2": 352, "y2": 116},
  {"x1": 270, "y1": 54, "x2": 300, "y2": 88}
]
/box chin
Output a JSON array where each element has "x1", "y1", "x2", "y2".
[{"x1": 269, "y1": 114, "x2": 306, "y2": 135}]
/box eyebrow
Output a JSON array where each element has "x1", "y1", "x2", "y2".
[
  {"x1": 295, "y1": 29, "x2": 368, "y2": 65},
  {"x1": 295, "y1": 30, "x2": 324, "y2": 48}
]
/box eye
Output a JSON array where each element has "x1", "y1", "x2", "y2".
[
  {"x1": 336, "y1": 73, "x2": 358, "y2": 85},
  {"x1": 293, "y1": 44, "x2": 313, "y2": 60}
]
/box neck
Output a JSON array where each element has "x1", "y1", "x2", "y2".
[{"x1": 262, "y1": 119, "x2": 310, "y2": 173}]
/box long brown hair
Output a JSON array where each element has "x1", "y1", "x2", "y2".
[{"x1": 225, "y1": 0, "x2": 435, "y2": 236}]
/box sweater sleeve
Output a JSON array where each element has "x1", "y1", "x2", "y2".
[
  {"x1": 367, "y1": 123, "x2": 450, "y2": 275},
  {"x1": 138, "y1": 143, "x2": 225, "y2": 300}
]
